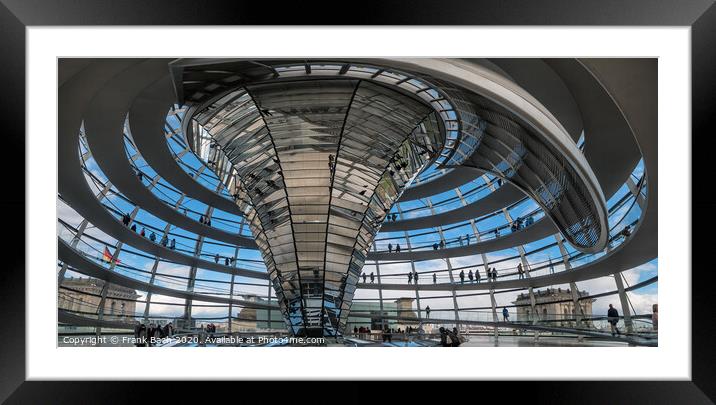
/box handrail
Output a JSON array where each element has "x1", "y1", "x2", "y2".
[
  {"x1": 82, "y1": 155, "x2": 251, "y2": 236},
  {"x1": 58, "y1": 220, "x2": 270, "y2": 281},
  {"x1": 59, "y1": 309, "x2": 656, "y2": 346}
]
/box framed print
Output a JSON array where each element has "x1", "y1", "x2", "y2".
[{"x1": 2, "y1": 0, "x2": 714, "y2": 402}]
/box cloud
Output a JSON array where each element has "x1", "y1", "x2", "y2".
[
  {"x1": 623, "y1": 291, "x2": 658, "y2": 316},
  {"x1": 574, "y1": 261, "x2": 657, "y2": 316},
  {"x1": 189, "y1": 303, "x2": 230, "y2": 318},
  {"x1": 144, "y1": 294, "x2": 187, "y2": 317}
]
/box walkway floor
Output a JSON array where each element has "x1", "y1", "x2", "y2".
[{"x1": 460, "y1": 335, "x2": 629, "y2": 347}]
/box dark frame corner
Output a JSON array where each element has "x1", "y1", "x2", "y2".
[{"x1": 1, "y1": 0, "x2": 714, "y2": 403}]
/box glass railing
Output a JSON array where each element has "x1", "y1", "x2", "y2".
[
  {"x1": 409, "y1": 164, "x2": 452, "y2": 187},
  {"x1": 374, "y1": 207, "x2": 546, "y2": 253},
  {"x1": 94, "y1": 197, "x2": 259, "y2": 262},
  {"x1": 58, "y1": 219, "x2": 269, "y2": 284},
  {"x1": 113, "y1": 131, "x2": 249, "y2": 235},
  {"x1": 75, "y1": 158, "x2": 256, "y2": 256},
  {"x1": 343, "y1": 308, "x2": 656, "y2": 338},
  {"x1": 163, "y1": 108, "x2": 235, "y2": 199},
  {"x1": 392, "y1": 176, "x2": 498, "y2": 219},
  {"x1": 368, "y1": 170, "x2": 647, "y2": 284},
  {"x1": 81, "y1": 137, "x2": 252, "y2": 247},
  {"x1": 378, "y1": 157, "x2": 647, "y2": 260},
  {"x1": 125, "y1": 160, "x2": 250, "y2": 236}
]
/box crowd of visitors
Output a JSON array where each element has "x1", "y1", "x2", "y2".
[
  {"x1": 199, "y1": 215, "x2": 212, "y2": 227},
  {"x1": 381, "y1": 215, "x2": 539, "y2": 255},
  {"x1": 406, "y1": 270, "x2": 421, "y2": 284},
  {"x1": 353, "y1": 326, "x2": 372, "y2": 339},
  {"x1": 439, "y1": 327, "x2": 463, "y2": 347},
  {"x1": 385, "y1": 213, "x2": 398, "y2": 222},
  {"x1": 359, "y1": 272, "x2": 375, "y2": 283},
  {"x1": 352, "y1": 324, "x2": 433, "y2": 343},
  {"x1": 618, "y1": 225, "x2": 632, "y2": 239},
  {"x1": 349, "y1": 322, "x2": 471, "y2": 347},
  {"x1": 381, "y1": 216, "x2": 538, "y2": 254},
  {"x1": 133, "y1": 321, "x2": 174, "y2": 347},
  {"x1": 121, "y1": 212, "x2": 177, "y2": 250},
  {"x1": 510, "y1": 216, "x2": 534, "y2": 233},
  {"x1": 359, "y1": 263, "x2": 540, "y2": 286},
  {"x1": 213, "y1": 254, "x2": 236, "y2": 266}
]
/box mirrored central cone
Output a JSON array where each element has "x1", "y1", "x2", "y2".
[{"x1": 195, "y1": 79, "x2": 443, "y2": 336}]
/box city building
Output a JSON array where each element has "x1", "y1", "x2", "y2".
[
  {"x1": 513, "y1": 288, "x2": 595, "y2": 327},
  {"x1": 233, "y1": 296, "x2": 417, "y2": 333},
  {"x1": 58, "y1": 276, "x2": 139, "y2": 321}
]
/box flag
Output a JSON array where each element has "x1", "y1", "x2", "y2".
[{"x1": 102, "y1": 246, "x2": 121, "y2": 264}]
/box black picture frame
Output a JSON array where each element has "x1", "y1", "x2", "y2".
[{"x1": 1, "y1": 0, "x2": 713, "y2": 402}]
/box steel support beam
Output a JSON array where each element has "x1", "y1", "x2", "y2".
[
  {"x1": 373, "y1": 242, "x2": 385, "y2": 333},
  {"x1": 614, "y1": 272, "x2": 634, "y2": 333}
]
